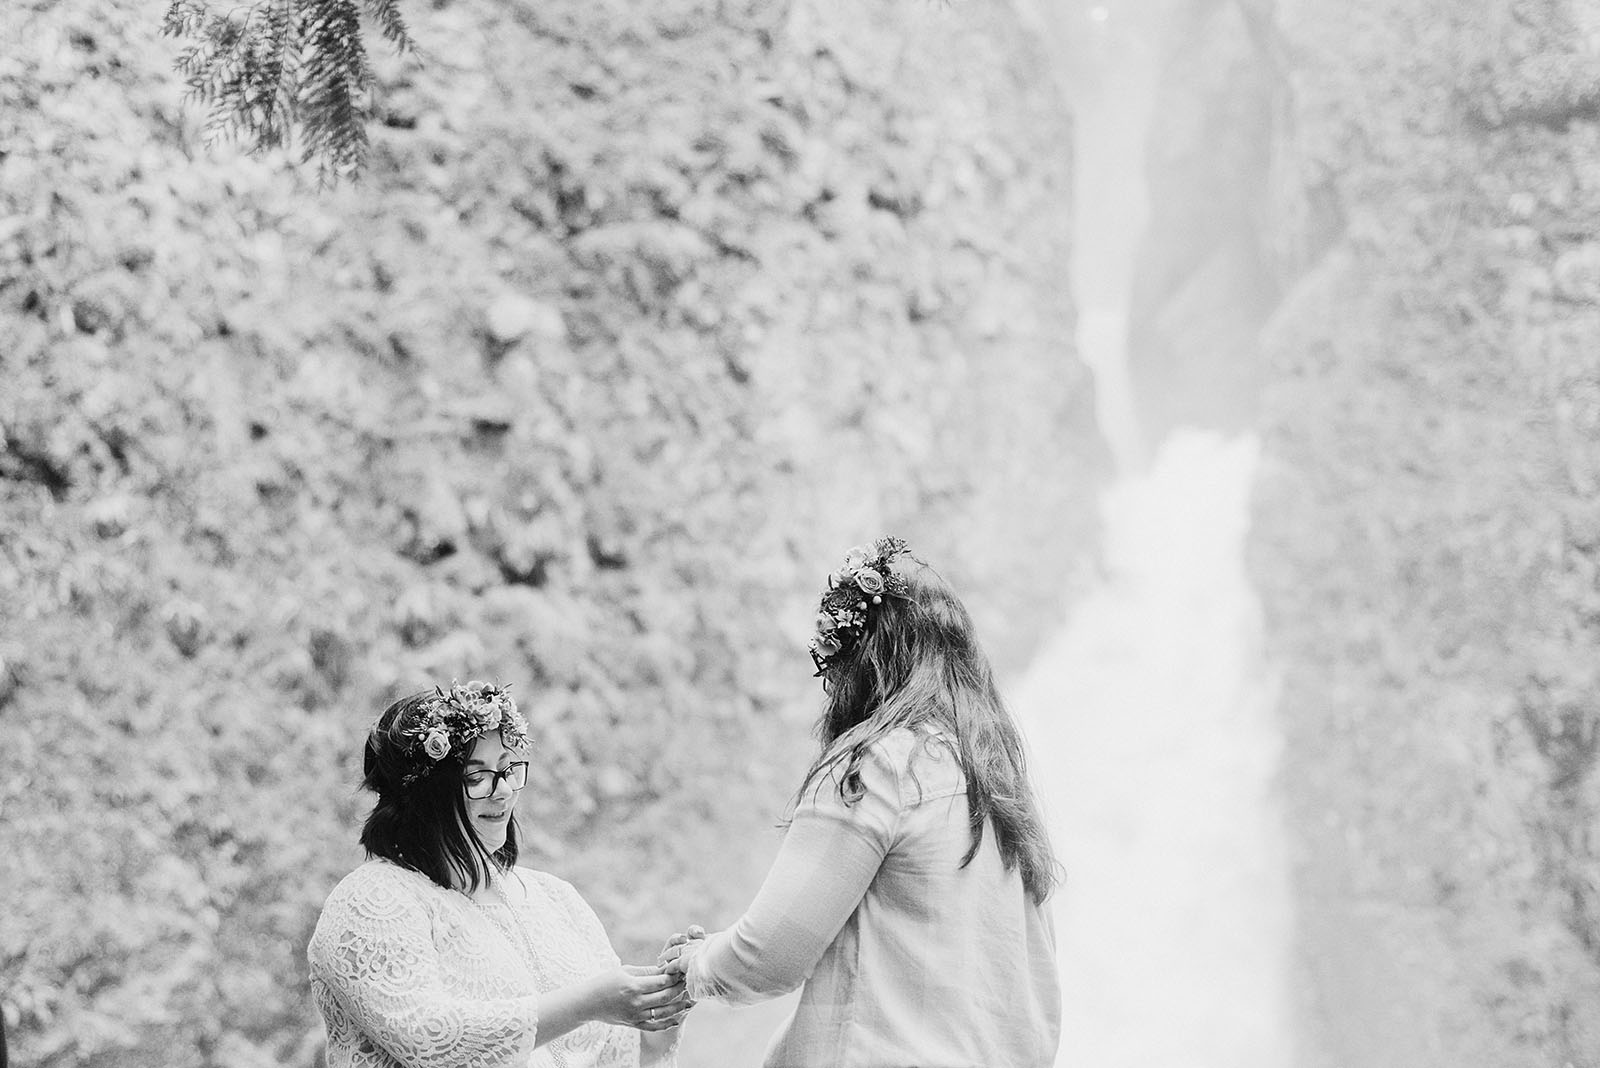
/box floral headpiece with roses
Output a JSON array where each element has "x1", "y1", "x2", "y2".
[
  {"x1": 398, "y1": 680, "x2": 529, "y2": 786},
  {"x1": 808, "y1": 536, "x2": 914, "y2": 675}
]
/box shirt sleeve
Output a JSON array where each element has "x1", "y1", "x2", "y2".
[
  {"x1": 685, "y1": 742, "x2": 903, "y2": 1004},
  {"x1": 307, "y1": 871, "x2": 540, "y2": 1068}
]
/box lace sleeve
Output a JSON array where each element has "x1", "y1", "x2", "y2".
[
  {"x1": 308, "y1": 870, "x2": 540, "y2": 1068},
  {"x1": 534, "y1": 871, "x2": 679, "y2": 1068},
  {"x1": 540, "y1": 873, "x2": 618, "y2": 964}
]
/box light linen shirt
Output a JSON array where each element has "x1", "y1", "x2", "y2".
[{"x1": 686, "y1": 726, "x2": 1061, "y2": 1068}]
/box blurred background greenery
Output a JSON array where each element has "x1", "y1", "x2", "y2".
[
  {"x1": 6, "y1": 0, "x2": 1600, "y2": 1066},
  {"x1": 0, "y1": 1, "x2": 1099, "y2": 1065}
]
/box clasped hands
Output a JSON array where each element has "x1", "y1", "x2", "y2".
[
  {"x1": 606, "y1": 923, "x2": 707, "y2": 1032},
  {"x1": 656, "y1": 923, "x2": 707, "y2": 979}
]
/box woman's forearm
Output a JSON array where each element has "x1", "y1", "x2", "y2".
[
  {"x1": 687, "y1": 812, "x2": 885, "y2": 1003},
  {"x1": 532, "y1": 975, "x2": 602, "y2": 1048},
  {"x1": 535, "y1": 966, "x2": 685, "y2": 1048}
]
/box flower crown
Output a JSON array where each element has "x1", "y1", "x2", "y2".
[
  {"x1": 808, "y1": 536, "x2": 913, "y2": 675},
  {"x1": 397, "y1": 680, "x2": 529, "y2": 786}
]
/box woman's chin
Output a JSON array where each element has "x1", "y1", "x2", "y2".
[{"x1": 473, "y1": 815, "x2": 510, "y2": 852}]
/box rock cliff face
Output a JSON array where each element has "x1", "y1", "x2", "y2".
[
  {"x1": 0, "y1": 3, "x2": 1100, "y2": 1064},
  {"x1": 1129, "y1": 0, "x2": 1600, "y2": 1063}
]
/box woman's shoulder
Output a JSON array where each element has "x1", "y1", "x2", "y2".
[
  {"x1": 511, "y1": 865, "x2": 565, "y2": 892},
  {"x1": 309, "y1": 861, "x2": 444, "y2": 964},
  {"x1": 509, "y1": 867, "x2": 611, "y2": 933},
  {"x1": 510, "y1": 866, "x2": 589, "y2": 906},
  {"x1": 322, "y1": 858, "x2": 441, "y2": 910},
  {"x1": 808, "y1": 725, "x2": 923, "y2": 784},
  {"x1": 869, "y1": 724, "x2": 958, "y2": 770},
  {"x1": 880, "y1": 724, "x2": 963, "y2": 795},
  {"x1": 872, "y1": 724, "x2": 932, "y2": 758}
]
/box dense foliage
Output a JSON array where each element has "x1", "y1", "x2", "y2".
[
  {"x1": 0, "y1": 1, "x2": 1100, "y2": 1065},
  {"x1": 1239, "y1": 0, "x2": 1600, "y2": 1062}
]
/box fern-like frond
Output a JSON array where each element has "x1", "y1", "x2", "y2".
[
  {"x1": 363, "y1": 0, "x2": 414, "y2": 52},
  {"x1": 300, "y1": 0, "x2": 373, "y2": 181},
  {"x1": 163, "y1": 0, "x2": 414, "y2": 182}
]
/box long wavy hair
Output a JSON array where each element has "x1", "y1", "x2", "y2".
[
  {"x1": 796, "y1": 553, "x2": 1061, "y2": 904},
  {"x1": 358, "y1": 691, "x2": 518, "y2": 893}
]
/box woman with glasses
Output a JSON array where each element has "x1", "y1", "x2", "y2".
[{"x1": 307, "y1": 680, "x2": 688, "y2": 1068}]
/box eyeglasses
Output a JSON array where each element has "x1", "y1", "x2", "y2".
[{"x1": 462, "y1": 761, "x2": 529, "y2": 799}]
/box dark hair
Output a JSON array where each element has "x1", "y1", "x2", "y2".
[
  {"x1": 796, "y1": 554, "x2": 1061, "y2": 904},
  {"x1": 359, "y1": 691, "x2": 518, "y2": 893}
]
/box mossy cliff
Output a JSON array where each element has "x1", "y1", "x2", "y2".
[
  {"x1": 1231, "y1": 0, "x2": 1600, "y2": 1063},
  {"x1": 0, "y1": 3, "x2": 1101, "y2": 1065}
]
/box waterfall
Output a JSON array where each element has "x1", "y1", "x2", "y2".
[
  {"x1": 1009, "y1": 3, "x2": 1296, "y2": 1065},
  {"x1": 1011, "y1": 432, "x2": 1293, "y2": 1067}
]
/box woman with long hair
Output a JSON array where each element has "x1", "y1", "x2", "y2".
[
  {"x1": 663, "y1": 537, "x2": 1061, "y2": 1066},
  {"x1": 307, "y1": 681, "x2": 690, "y2": 1068}
]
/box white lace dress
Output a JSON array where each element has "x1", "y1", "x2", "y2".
[{"x1": 308, "y1": 859, "x2": 673, "y2": 1068}]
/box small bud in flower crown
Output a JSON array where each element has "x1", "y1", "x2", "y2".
[
  {"x1": 872, "y1": 595, "x2": 882, "y2": 604},
  {"x1": 857, "y1": 601, "x2": 867, "y2": 610}
]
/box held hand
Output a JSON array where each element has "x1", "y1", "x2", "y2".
[
  {"x1": 585, "y1": 965, "x2": 689, "y2": 1031},
  {"x1": 656, "y1": 923, "x2": 706, "y2": 965},
  {"x1": 657, "y1": 926, "x2": 707, "y2": 978},
  {"x1": 636, "y1": 965, "x2": 695, "y2": 1030}
]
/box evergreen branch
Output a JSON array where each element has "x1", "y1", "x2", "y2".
[
  {"x1": 163, "y1": 0, "x2": 416, "y2": 182},
  {"x1": 363, "y1": 0, "x2": 414, "y2": 52},
  {"x1": 300, "y1": 0, "x2": 371, "y2": 181}
]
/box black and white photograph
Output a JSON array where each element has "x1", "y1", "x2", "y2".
[{"x1": 3, "y1": 0, "x2": 1598, "y2": 1066}]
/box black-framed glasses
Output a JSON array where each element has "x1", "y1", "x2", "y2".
[{"x1": 463, "y1": 761, "x2": 529, "y2": 799}]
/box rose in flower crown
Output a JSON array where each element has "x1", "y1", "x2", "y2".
[
  {"x1": 808, "y1": 536, "x2": 914, "y2": 675},
  {"x1": 398, "y1": 680, "x2": 529, "y2": 785}
]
